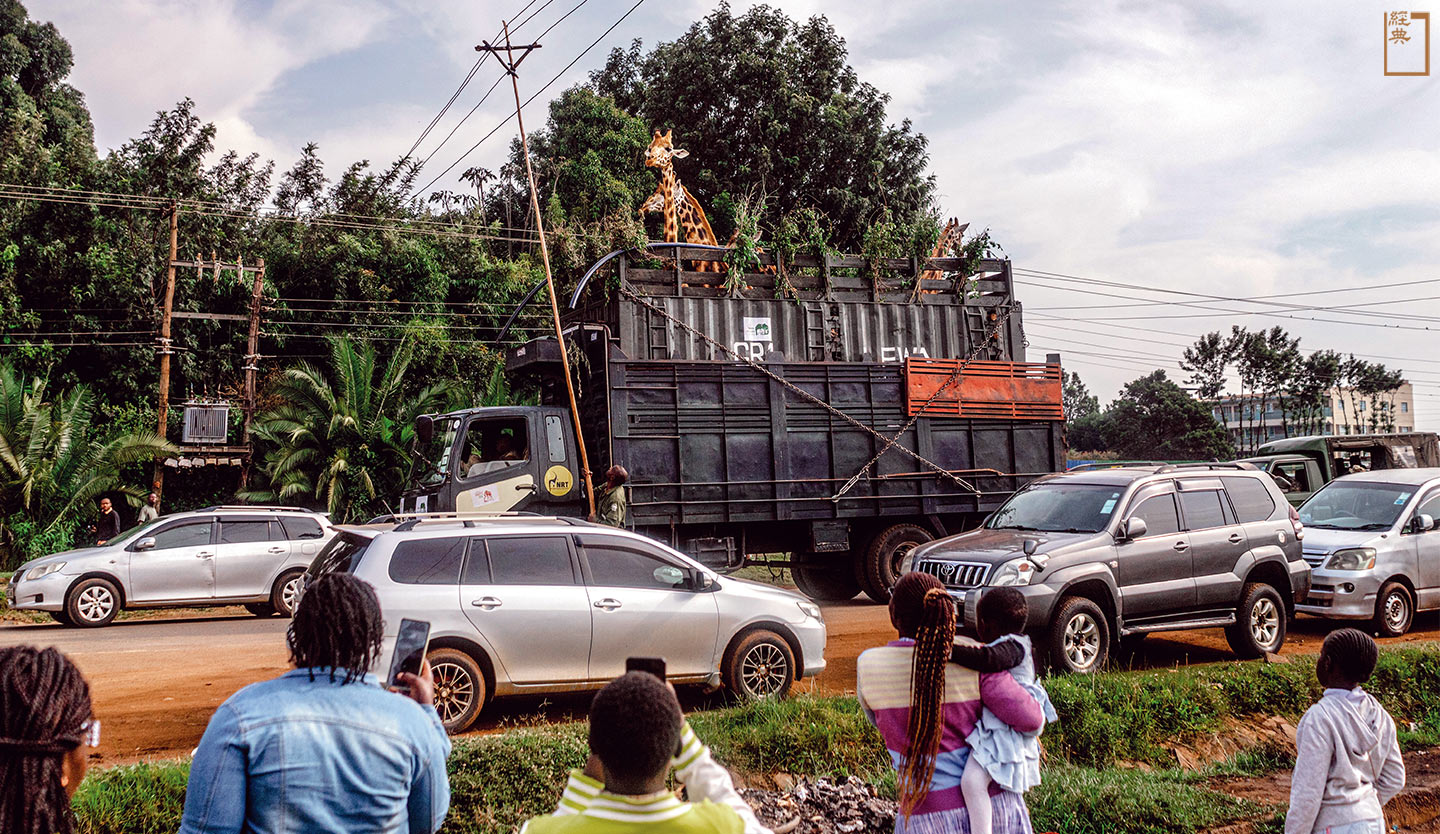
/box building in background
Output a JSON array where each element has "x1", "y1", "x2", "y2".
[{"x1": 1212, "y1": 383, "x2": 1415, "y2": 450}]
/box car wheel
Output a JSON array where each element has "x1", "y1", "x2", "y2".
[
  {"x1": 245, "y1": 603, "x2": 277, "y2": 618},
  {"x1": 428, "y1": 648, "x2": 487, "y2": 733},
  {"x1": 1225, "y1": 583, "x2": 1287, "y2": 658},
  {"x1": 1374, "y1": 582, "x2": 1414, "y2": 638},
  {"x1": 66, "y1": 578, "x2": 120, "y2": 627},
  {"x1": 723, "y1": 630, "x2": 796, "y2": 700},
  {"x1": 860, "y1": 524, "x2": 935, "y2": 604},
  {"x1": 49, "y1": 609, "x2": 74, "y2": 626},
  {"x1": 1048, "y1": 597, "x2": 1109, "y2": 674},
  {"x1": 791, "y1": 562, "x2": 860, "y2": 602},
  {"x1": 271, "y1": 570, "x2": 306, "y2": 618}
]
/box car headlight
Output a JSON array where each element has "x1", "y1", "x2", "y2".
[
  {"x1": 24, "y1": 562, "x2": 65, "y2": 581},
  {"x1": 1325, "y1": 548, "x2": 1377, "y2": 571},
  {"x1": 989, "y1": 558, "x2": 1037, "y2": 587},
  {"x1": 797, "y1": 601, "x2": 822, "y2": 621},
  {"x1": 899, "y1": 548, "x2": 921, "y2": 575}
]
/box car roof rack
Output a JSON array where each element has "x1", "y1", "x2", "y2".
[
  {"x1": 200, "y1": 505, "x2": 317, "y2": 513},
  {"x1": 1068, "y1": 461, "x2": 1169, "y2": 471},
  {"x1": 1154, "y1": 462, "x2": 1258, "y2": 474},
  {"x1": 363, "y1": 512, "x2": 601, "y2": 531}
]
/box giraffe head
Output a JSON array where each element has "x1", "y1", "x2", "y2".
[{"x1": 644, "y1": 129, "x2": 689, "y2": 169}]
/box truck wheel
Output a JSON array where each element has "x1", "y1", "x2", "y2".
[
  {"x1": 65, "y1": 577, "x2": 120, "y2": 627},
  {"x1": 429, "y1": 648, "x2": 488, "y2": 733},
  {"x1": 1225, "y1": 583, "x2": 1287, "y2": 658},
  {"x1": 723, "y1": 629, "x2": 796, "y2": 700},
  {"x1": 860, "y1": 524, "x2": 934, "y2": 604},
  {"x1": 1374, "y1": 582, "x2": 1414, "y2": 638},
  {"x1": 791, "y1": 562, "x2": 860, "y2": 601},
  {"x1": 1048, "y1": 596, "x2": 1109, "y2": 674}
]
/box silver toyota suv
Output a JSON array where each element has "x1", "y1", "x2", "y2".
[
  {"x1": 900, "y1": 463, "x2": 1309, "y2": 674},
  {"x1": 305, "y1": 514, "x2": 828, "y2": 733},
  {"x1": 7, "y1": 506, "x2": 334, "y2": 627}
]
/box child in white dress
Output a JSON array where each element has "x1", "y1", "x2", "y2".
[{"x1": 960, "y1": 587, "x2": 1058, "y2": 834}]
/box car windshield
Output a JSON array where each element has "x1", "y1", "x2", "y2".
[
  {"x1": 411, "y1": 417, "x2": 460, "y2": 489},
  {"x1": 985, "y1": 483, "x2": 1123, "y2": 533},
  {"x1": 1299, "y1": 482, "x2": 1415, "y2": 530},
  {"x1": 89, "y1": 520, "x2": 155, "y2": 549}
]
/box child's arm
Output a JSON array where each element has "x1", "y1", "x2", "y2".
[
  {"x1": 949, "y1": 638, "x2": 1024, "y2": 673},
  {"x1": 1284, "y1": 712, "x2": 1330, "y2": 834},
  {"x1": 1376, "y1": 711, "x2": 1406, "y2": 806}
]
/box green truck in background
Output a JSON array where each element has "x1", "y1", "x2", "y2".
[{"x1": 1239, "y1": 432, "x2": 1440, "y2": 506}]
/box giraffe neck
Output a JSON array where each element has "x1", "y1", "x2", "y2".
[{"x1": 660, "y1": 166, "x2": 680, "y2": 243}]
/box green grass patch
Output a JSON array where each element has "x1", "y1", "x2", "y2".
[
  {"x1": 73, "y1": 762, "x2": 189, "y2": 834},
  {"x1": 1028, "y1": 765, "x2": 1263, "y2": 834},
  {"x1": 689, "y1": 694, "x2": 890, "y2": 782}
]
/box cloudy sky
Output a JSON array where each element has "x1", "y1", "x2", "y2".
[{"x1": 31, "y1": 0, "x2": 1440, "y2": 428}]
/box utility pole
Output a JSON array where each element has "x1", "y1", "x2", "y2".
[
  {"x1": 477, "y1": 24, "x2": 597, "y2": 518},
  {"x1": 241, "y1": 258, "x2": 266, "y2": 489},
  {"x1": 153, "y1": 202, "x2": 180, "y2": 501}
]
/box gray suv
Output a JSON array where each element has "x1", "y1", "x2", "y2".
[
  {"x1": 7, "y1": 506, "x2": 333, "y2": 627},
  {"x1": 900, "y1": 464, "x2": 1309, "y2": 674}
]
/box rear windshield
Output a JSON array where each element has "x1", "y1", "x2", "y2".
[
  {"x1": 1300, "y1": 482, "x2": 1416, "y2": 531},
  {"x1": 985, "y1": 483, "x2": 1124, "y2": 534},
  {"x1": 306, "y1": 534, "x2": 373, "y2": 580}
]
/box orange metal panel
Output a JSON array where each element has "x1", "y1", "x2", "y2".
[{"x1": 905, "y1": 359, "x2": 1065, "y2": 420}]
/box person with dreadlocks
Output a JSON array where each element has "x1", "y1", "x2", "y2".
[
  {"x1": 856, "y1": 572, "x2": 1045, "y2": 834},
  {"x1": 179, "y1": 572, "x2": 452, "y2": 834},
  {"x1": 1285, "y1": 628, "x2": 1404, "y2": 834},
  {"x1": 0, "y1": 646, "x2": 98, "y2": 834}
]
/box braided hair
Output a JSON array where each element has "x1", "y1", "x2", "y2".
[
  {"x1": 1321, "y1": 627, "x2": 1379, "y2": 688},
  {"x1": 0, "y1": 646, "x2": 93, "y2": 834},
  {"x1": 890, "y1": 572, "x2": 956, "y2": 818},
  {"x1": 287, "y1": 572, "x2": 385, "y2": 684}
]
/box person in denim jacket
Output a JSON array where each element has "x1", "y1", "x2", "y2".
[{"x1": 179, "y1": 573, "x2": 452, "y2": 834}]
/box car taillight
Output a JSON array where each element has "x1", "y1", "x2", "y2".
[{"x1": 1289, "y1": 505, "x2": 1304, "y2": 540}]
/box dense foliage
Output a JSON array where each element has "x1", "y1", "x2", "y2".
[{"x1": 1064, "y1": 369, "x2": 1234, "y2": 460}]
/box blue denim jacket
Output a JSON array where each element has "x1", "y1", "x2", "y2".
[{"x1": 179, "y1": 668, "x2": 452, "y2": 834}]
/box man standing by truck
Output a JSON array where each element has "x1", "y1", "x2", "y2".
[{"x1": 594, "y1": 466, "x2": 629, "y2": 528}]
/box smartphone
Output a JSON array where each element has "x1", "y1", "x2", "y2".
[
  {"x1": 387, "y1": 618, "x2": 431, "y2": 691},
  {"x1": 626, "y1": 656, "x2": 666, "y2": 680}
]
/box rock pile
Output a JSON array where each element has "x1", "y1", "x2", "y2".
[{"x1": 741, "y1": 776, "x2": 896, "y2": 834}]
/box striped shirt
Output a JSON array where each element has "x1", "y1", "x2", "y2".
[
  {"x1": 523, "y1": 723, "x2": 769, "y2": 834},
  {"x1": 856, "y1": 638, "x2": 1044, "y2": 817}
]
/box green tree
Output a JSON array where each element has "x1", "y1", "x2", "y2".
[
  {"x1": 1063, "y1": 370, "x2": 1099, "y2": 418},
  {"x1": 1180, "y1": 331, "x2": 1230, "y2": 402},
  {"x1": 242, "y1": 336, "x2": 454, "y2": 522},
  {"x1": 1102, "y1": 371, "x2": 1233, "y2": 461}
]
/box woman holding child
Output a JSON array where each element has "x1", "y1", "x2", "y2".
[{"x1": 857, "y1": 572, "x2": 1055, "y2": 834}]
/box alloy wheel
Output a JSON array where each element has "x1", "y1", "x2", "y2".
[
  {"x1": 1250, "y1": 597, "x2": 1280, "y2": 650},
  {"x1": 77, "y1": 585, "x2": 115, "y2": 623},
  {"x1": 1384, "y1": 590, "x2": 1411, "y2": 633},
  {"x1": 740, "y1": 643, "x2": 790, "y2": 697},
  {"x1": 431, "y1": 661, "x2": 476, "y2": 725},
  {"x1": 281, "y1": 576, "x2": 303, "y2": 614},
  {"x1": 1063, "y1": 612, "x2": 1101, "y2": 672}
]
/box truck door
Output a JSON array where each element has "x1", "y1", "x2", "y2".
[
  {"x1": 451, "y1": 415, "x2": 541, "y2": 514},
  {"x1": 1269, "y1": 458, "x2": 1316, "y2": 507}
]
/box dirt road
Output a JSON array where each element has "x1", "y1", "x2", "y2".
[{"x1": 5, "y1": 603, "x2": 1439, "y2": 765}]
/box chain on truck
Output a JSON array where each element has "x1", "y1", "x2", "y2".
[{"x1": 399, "y1": 245, "x2": 1068, "y2": 604}]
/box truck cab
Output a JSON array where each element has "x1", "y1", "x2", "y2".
[
  {"x1": 401, "y1": 406, "x2": 585, "y2": 517},
  {"x1": 1242, "y1": 433, "x2": 1440, "y2": 507}
]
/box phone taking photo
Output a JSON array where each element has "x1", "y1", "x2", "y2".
[
  {"x1": 626, "y1": 656, "x2": 666, "y2": 680},
  {"x1": 387, "y1": 618, "x2": 431, "y2": 691}
]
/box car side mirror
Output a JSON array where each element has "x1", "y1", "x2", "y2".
[
  {"x1": 1022, "y1": 539, "x2": 1039, "y2": 556},
  {"x1": 415, "y1": 415, "x2": 433, "y2": 444},
  {"x1": 691, "y1": 572, "x2": 716, "y2": 592},
  {"x1": 1121, "y1": 517, "x2": 1148, "y2": 541},
  {"x1": 134, "y1": 537, "x2": 156, "y2": 551},
  {"x1": 1414, "y1": 513, "x2": 1436, "y2": 534}
]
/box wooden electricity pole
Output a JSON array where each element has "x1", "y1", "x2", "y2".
[
  {"x1": 477, "y1": 24, "x2": 597, "y2": 518},
  {"x1": 153, "y1": 202, "x2": 180, "y2": 501},
  {"x1": 241, "y1": 258, "x2": 266, "y2": 488}
]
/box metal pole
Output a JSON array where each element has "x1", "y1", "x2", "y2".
[
  {"x1": 481, "y1": 24, "x2": 597, "y2": 517},
  {"x1": 153, "y1": 202, "x2": 179, "y2": 501}
]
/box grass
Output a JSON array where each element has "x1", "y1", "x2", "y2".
[{"x1": 1027, "y1": 765, "x2": 1261, "y2": 834}]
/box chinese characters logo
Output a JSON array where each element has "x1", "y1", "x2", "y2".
[{"x1": 1386, "y1": 11, "x2": 1431, "y2": 76}]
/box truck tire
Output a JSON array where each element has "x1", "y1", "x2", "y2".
[
  {"x1": 860, "y1": 524, "x2": 934, "y2": 604},
  {"x1": 1225, "y1": 583, "x2": 1287, "y2": 658},
  {"x1": 1047, "y1": 596, "x2": 1109, "y2": 674},
  {"x1": 429, "y1": 648, "x2": 488, "y2": 733},
  {"x1": 1374, "y1": 581, "x2": 1414, "y2": 638},
  {"x1": 791, "y1": 562, "x2": 860, "y2": 602}
]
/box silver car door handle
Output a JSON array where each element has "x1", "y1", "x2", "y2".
[
  {"x1": 471, "y1": 596, "x2": 503, "y2": 609},
  {"x1": 593, "y1": 598, "x2": 622, "y2": 611},
  {"x1": 1172, "y1": 541, "x2": 1188, "y2": 552},
  {"x1": 1228, "y1": 533, "x2": 1243, "y2": 544},
  {"x1": 268, "y1": 546, "x2": 286, "y2": 553}
]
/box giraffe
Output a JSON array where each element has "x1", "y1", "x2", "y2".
[
  {"x1": 913, "y1": 217, "x2": 968, "y2": 299},
  {"x1": 639, "y1": 129, "x2": 723, "y2": 273}
]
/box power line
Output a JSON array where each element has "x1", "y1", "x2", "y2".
[{"x1": 1027, "y1": 275, "x2": 1440, "y2": 311}]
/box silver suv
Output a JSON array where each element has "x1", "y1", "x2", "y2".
[
  {"x1": 1297, "y1": 469, "x2": 1440, "y2": 637},
  {"x1": 901, "y1": 463, "x2": 1309, "y2": 674},
  {"x1": 7, "y1": 506, "x2": 334, "y2": 627},
  {"x1": 306, "y1": 514, "x2": 828, "y2": 733}
]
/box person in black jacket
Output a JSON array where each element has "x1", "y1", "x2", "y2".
[{"x1": 93, "y1": 498, "x2": 121, "y2": 545}]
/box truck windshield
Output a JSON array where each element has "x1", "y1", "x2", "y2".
[
  {"x1": 1300, "y1": 482, "x2": 1415, "y2": 530},
  {"x1": 412, "y1": 417, "x2": 460, "y2": 489},
  {"x1": 985, "y1": 483, "x2": 1123, "y2": 533}
]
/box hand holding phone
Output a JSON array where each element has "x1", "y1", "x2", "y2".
[{"x1": 388, "y1": 619, "x2": 432, "y2": 701}]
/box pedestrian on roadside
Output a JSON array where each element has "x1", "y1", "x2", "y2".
[
  {"x1": 0, "y1": 645, "x2": 100, "y2": 834},
  {"x1": 857, "y1": 572, "x2": 1045, "y2": 834},
  {"x1": 137, "y1": 492, "x2": 159, "y2": 524},
  {"x1": 592, "y1": 465, "x2": 628, "y2": 528},
  {"x1": 93, "y1": 498, "x2": 120, "y2": 545},
  {"x1": 1285, "y1": 628, "x2": 1405, "y2": 834},
  {"x1": 179, "y1": 573, "x2": 451, "y2": 834},
  {"x1": 521, "y1": 671, "x2": 770, "y2": 834}
]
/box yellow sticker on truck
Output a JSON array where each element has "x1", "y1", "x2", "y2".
[{"x1": 545, "y1": 465, "x2": 574, "y2": 496}]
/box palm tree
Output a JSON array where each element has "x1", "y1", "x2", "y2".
[
  {"x1": 0, "y1": 361, "x2": 175, "y2": 565},
  {"x1": 243, "y1": 336, "x2": 454, "y2": 522}
]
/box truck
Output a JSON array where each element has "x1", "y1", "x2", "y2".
[
  {"x1": 399, "y1": 248, "x2": 1068, "y2": 603},
  {"x1": 1240, "y1": 432, "x2": 1440, "y2": 506}
]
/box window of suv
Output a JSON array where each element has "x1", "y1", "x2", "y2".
[
  {"x1": 1221, "y1": 476, "x2": 1276, "y2": 522},
  {"x1": 219, "y1": 520, "x2": 272, "y2": 544},
  {"x1": 280, "y1": 516, "x2": 326, "y2": 540},
  {"x1": 580, "y1": 537, "x2": 688, "y2": 590},
  {"x1": 1129, "y1": 493, "x2": 1181, "y2": 537},
  {"x1": 149, "y1": 520, "x2": 213, "y2": 550},
  {"x1": 476, "y1": 536, "x2": 576, "y2": 585},
  {"x1": 1178, "y1": 490, "x2": 1228, "y2": 530},
  {"x1": 389, "y1": 537, "x2": 465, "y2": 585}
]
